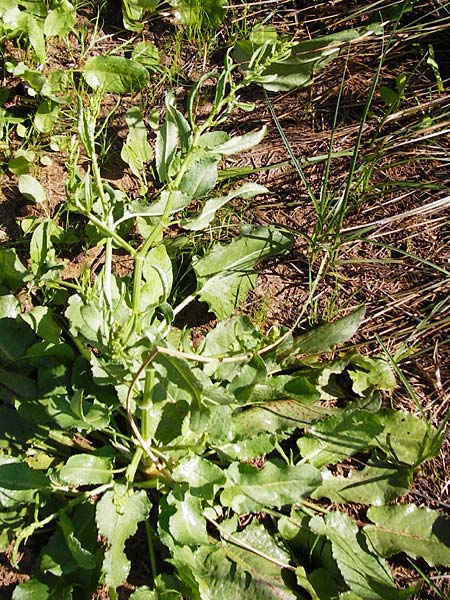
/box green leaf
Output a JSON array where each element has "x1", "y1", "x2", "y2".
[
  {"x1": 172, "y1": 0, "x2": 227, "y2": 30},
  {"x1": 0, "y1": 248, "x2": 28, "y2": 290},
  {"x1": 171, "y1": 455, "x2": 225, "y2": 499},
  {"x1": 18, "y1": 174, "x2": 46, "y2": 204},
  {"x1": 0, "y1": 317, "x2": 37, "y2": 371},
  {"x1": 310, "y1": 512, "x2": 405, "y2": 600},
  {"x1": 44, "y1": 0, "x2": 76, "y2": 37},
  {"x1": 312, "y1": 461, "x2": 412, "y2": 505},
  {"x1": 26, "y1": 14, "x2": 45, "y2": 63},
  {"x1": 222, "y1": 523, "x2": 297, "y2": 599},
  {"x1": 179, "y1": 155, "x2": 218, "y2": 199},
  {"x1": 131, "y1": 40, "x2": 160, "y2": 72},
  {"x1": 293, "y1": 306, "x2": 365, "y2": 355},
  {"x1": 181, "y1": 183, "x2": 269, "y2": 231},
  {"x1": 141, "y1": 244, "x2": 173, "y2": 305},
  {"x1": 96, "y1": 484, "x2": 151, "y2": 589},
  {"x1": 34, "y1": 99, "x2": 59, "y2": 134},
  {"x1": 20, "y1": 306, "x2": 61, "y2": 343},
  {"x1": 297, "y1": 410, "x2": 384, "y2": 468},
  {"x1": 60, "y1": 455, "x2": 113, "y2": 486},
  {"x1": 0, "y1": 458, "x2": 49, "y2": 507},
  {"x1": 221, "y1": 460, "x2": 322, "y2": 513},
  {"x1": 0, "y1": 294, "x2": 20, "y2": 319},
  {"x1": 231, "y1": 400, "x2": 333, "y2": 438},
  {"x1": 58, "y1": 510, "x2": 99, "y2": 570},
  {"x1": 168, "y1": 489, "x2": 209, "y2": 546},
  {"x1": 82, "y1": 56, "x2": 150, "y2": 94},
  {"x1": 194, "y1": 226, "x2": 293, "y2": 319},
  {"x1": 121, "y1": 106, "x2": 152, "y2": 177},
  {"x1": 155, "y1": 116, "x2": 178, "y2": 183},
  {"x1": 374, "y1": 409, "x2": 435, "y2": 466},
  {"x1": 12, "y1": 579, "x2": 49, "y2": 600},
  {"x1": 212, "y1": 125, "x2": 266, "y2": 155},
  {"x1": 364, "y1": 505, "x2": 450, "y2": 567}
]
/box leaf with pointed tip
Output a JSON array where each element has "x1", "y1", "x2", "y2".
[
  {"x1": 312, "y1": 461, "x2": 413, "y2": 505},
  {"x1": 182, "y1": 183, "x2": 269, "y2": 231},
  {"x1": 194, "y1": 226, "x2": 293, "y2": 319},
  {"x1": 212, "y1": 126, "x2": 267, "y2": 155},
  {"x1": 310, "y1": 512, "x2": 408, "y2": 600},
  {"x1": 293, "y1": 306, "x2": 365, "y2": 356},
  {"x1": 221, "y1": 460, "x2": 322, "y2": 513},
  {"x1": 364, "y1": 505, "x2": 450, "y2": 567}
]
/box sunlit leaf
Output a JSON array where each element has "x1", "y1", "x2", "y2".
[
  {"x1": 83, "y1": 56, "x2": 150, "y2": 94},
  {"x1": 60, "y1": 455, "x2": 113, "y2": 486},
  {"x1": 365, "y1": 505, "x2": 450, "y2": 567},
  {"x1": 96, "y1": 484, "x2": 150, "y2": 589},
  {"x1": 221, "y1": 460, "x2": 321, "y2": 513}
]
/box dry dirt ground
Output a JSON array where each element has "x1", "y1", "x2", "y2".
[{"x1": 0, "y1": 1, "x2": 449, "y2": 598}]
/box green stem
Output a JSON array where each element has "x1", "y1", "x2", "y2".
[
  {"x1": 126, "y1": 447, "x2": 144, "y2": 489},
  {"x1": 145, "y1": 520, "x2": 158, "y2": 589},
  {"x1": 141, "y1": 369, "x2": 154, "y2": 443}
]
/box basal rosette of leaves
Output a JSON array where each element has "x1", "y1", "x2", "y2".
[{"x1": 0, "y1": 11, "x2": 449, "y2": 600}]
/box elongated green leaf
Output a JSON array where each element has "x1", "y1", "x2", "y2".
[
  {"x1": 83, "y1": 56, "x2": 150, "y2": 93},
  {"x1": 194, "y1": 226, "x2": 293, "y2": 319},
  {"x1": 0, "y1": 317, "x2": 37, "y2": 370},
  {"x1": 293, "y1": 306, "x2": 365, "y2": 355},
  {"x1": 96, "y1": 484, "x2": 151, "y2": 589},
  {"x1": 121, "y1": 106, "x2": 152, "y2": 176},
  {"x1": 364, "y1": 505, "x2": 450, "y2": 567},
  {"x1": 58, "y1": 511, "x2": 99, "y2": 570},
  {"x1": 231, "y1": 400, "x2": 334, "y2": 438},
  {"x1": 221, "y1": 460, "x2": 321, "y2": 513},
  {"x1": 222, "y1": 523, "x2": 297, "y2": 599},
  {"x1": 212, "y1": 126, "x2": 267, "y2": 155},
  {"x1": 0, "y1": 459, "x2": 49, "y2": 507},
  {"x1": 312, "y1": 462, "x2": 412, "y2": 505},
  {"x1": 310, "y1": 512, "x2": 406, "y2": 600},
  {"x1": 181, "y1": 183, "x2": 269, "y2": 231},
  {"x1": 60, "y1": 455, "x2": 113, "y2": 486},
  {"x1": 155, "y1": 117, "x2": 178, "y2": 183},
  {"x1": 26, "y1": 14, "x2": 45, "y2": 63},
  {"x1": 298, "y1": 410, "x2": 384, "y2": 468},
  {"x1": 141, "y1": 244, "x2": 173, "y2": 305}
]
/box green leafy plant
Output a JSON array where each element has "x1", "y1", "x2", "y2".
[{"x1": 1, "y1": 9, "x2": 449, "y2": 600}]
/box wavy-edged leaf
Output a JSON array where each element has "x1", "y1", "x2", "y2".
[
  {"x1": 310, "y1": 512, "x2": 407, "y2": 600},
  {"x1": 221, "y1": 460, "x2": 321, "y2": 513},
  {"x1": 60, "y1": 455, "x2": 113, "y2": 486},
  {"x1": 374, "y1": 409, "x2": 436, "y2": 466},
  {"x1": 298, "y1": 410, "x2": 384, "y2": 468},
  {"x1": 83, "y1": 56, "x2": 150, "y2": 94},
  {"x1": 364, "y1": 505, "x2": 450, "y2": 567},
  {"x1": 194, "y1": 226, "x2": 293, "y2": 319},
  {"x1": 222, "y1": 523, "x2": 297, "y2": 599},
  {"x1": 312, "y1": 461, "x2": 413, "y2": 506},
  {"x1": 96, "y1": 484, "x2": 151, "y2": 589},
  {"x1": 0, "y1": 248, "x2": 28, "y2": 291}
]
